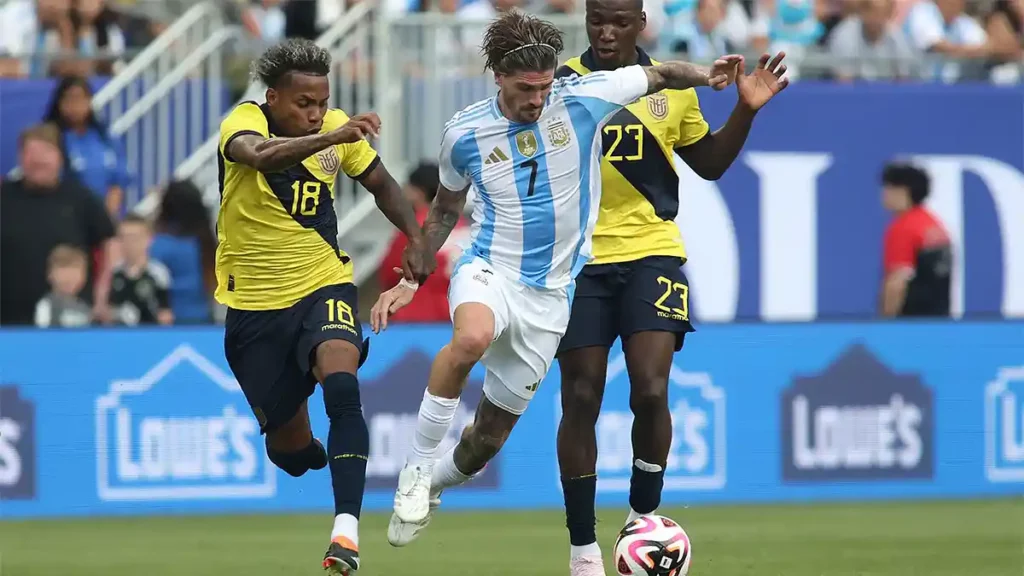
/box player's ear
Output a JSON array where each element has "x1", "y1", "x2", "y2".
[
  {"x1": 266, "y1": 88, "x2": 277, "y2": 106},
  {"x1": 640, "y1": 11, "x2": 647, "y2": 31}
]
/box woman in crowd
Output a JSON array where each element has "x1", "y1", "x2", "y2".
[
  {"x1": 150, "y1": 180, "x2": 217, "y2": 324},
  {"x1": 43, "y1": 75, "x2": 129, "y2": 217}
]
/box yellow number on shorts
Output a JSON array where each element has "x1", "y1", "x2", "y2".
[
  {"x1": 290, "y1": 181, "x2": 321, "y2": 216},
  {"x1": 654, "y1": 276, "x2": 689, "y2": 321},
  {"x1": 603, "y1": 124, "x2": 644, "y2": 162},
  {"x1": 325, "y1": 298, "x2": 355, "y2": 326}
]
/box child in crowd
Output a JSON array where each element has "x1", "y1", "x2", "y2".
[
  {"x1": 34, "y1": 244, "x2": 92, "y2": 328},
  {"x1": 110, "y1": 214, "x2": 174, "y2": 326}
]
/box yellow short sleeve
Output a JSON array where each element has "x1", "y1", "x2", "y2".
[
  {"x1": 219, "y1": 102, "x2": 268, "y2": 162},
  {"x1": 324, "y1": 109, "x2": 380, "y2": 179},
  {"x1": 676, "y1": 89, "x2": 710, "y2": 148}
]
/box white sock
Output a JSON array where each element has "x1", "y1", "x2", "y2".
[
  {"x1": 410, "y1": 390, "x2": 460, "y2": 467},
  {"x1": 331, "y1": 513, "x2": 359, "y2": 546},
  {"x1": 430, "y1": 444, "x2": 474, "y2": 492},
  {"x1": 570, "y1": 542, "x2": 602, "y2": 559}
]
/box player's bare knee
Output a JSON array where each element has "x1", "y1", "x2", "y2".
[
  {"x1": 629, "y1": 376, "x2": 670, "y2": 418},
  {"x1": 314, "y1": 339, "x2": 360, "y2": 379},
  {"x1": 450, "y1": 327, "x2": 492, "y2": 364},
  {"x1": 561, "y1": 377, "x2": 603, "y2": 424}
]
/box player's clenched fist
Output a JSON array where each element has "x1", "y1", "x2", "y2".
[{"x1": 331, "y1": 112, "x2": 381, "y2": 144}]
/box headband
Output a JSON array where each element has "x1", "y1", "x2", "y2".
[{"x1": 501, "y1": 43, "x2": 556, "y2": 59}]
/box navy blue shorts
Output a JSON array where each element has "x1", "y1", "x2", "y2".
[
  {"x1": 558, "y1": 256, "x2": 694, "y2": 355},
  {"x1": 224, "y1": 283, "x2": 364, "y2": 434}
]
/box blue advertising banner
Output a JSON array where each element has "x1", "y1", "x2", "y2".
[
  {"x1": 678, "y1": 83, "x2": 1024, "y2": 322},
  {"x1": 1, "y1": 322, "x2": 1021, "y2": 518}
]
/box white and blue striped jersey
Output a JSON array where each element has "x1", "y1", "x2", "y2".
[{"x1": 440, "y1": 65, "x2": 650, "y2": 290}]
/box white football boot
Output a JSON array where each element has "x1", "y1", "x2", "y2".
[
  {"x1": 393, "y1": 463, "x2": 432, "y2": 523},
  {"x1": 387, "y1": 491, "x2": 441, "y2": 547},
  {"x1": 569, "y1": 554, "x2": 606, "y2": 576}
]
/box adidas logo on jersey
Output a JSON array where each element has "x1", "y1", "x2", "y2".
[{"x1": 484, "y1": 147, "x2": 510, "y2": 165}]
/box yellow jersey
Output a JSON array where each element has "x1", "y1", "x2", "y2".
[
  {"x1": 555, "y1": 48, "x2": 709, "y2": 265},
  {"x1": 215, "y1": 102, "x2": 379, "y2": 310}
]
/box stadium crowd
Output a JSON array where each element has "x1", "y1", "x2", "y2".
[{"x1": 0, "y1": 0, "x2": 1014, "y2": 328}]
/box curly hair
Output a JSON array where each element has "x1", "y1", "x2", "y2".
[
  {"x1": 251, "y1": 38, "x2": 331, "y2": 88},
  {"x1": 481, "y1": 9, "x2": 565, "y2": 76}
]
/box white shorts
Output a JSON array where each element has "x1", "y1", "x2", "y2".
[{"x1": 448, "y1": 257, "x2": 570, "y2": 416}]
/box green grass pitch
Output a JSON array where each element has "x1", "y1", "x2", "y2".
[{"x1": 1, "y1": 499, "x2": 1021, "y2": 575}]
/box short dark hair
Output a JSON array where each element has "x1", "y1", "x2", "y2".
[
  {"x1": 482, "y1": 9, "x2": 565, "y2": 75},
  {"x1": 251, "y1": 38, "x2": 331, "y2": 88},
  {"x1": 408, "y1": 162, "x2": 440, "y2": 203},
  {"x1": 882, "y1": 162, "x2": 930, "y2": 205}
]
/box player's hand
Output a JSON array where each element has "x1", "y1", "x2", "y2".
[
  {"x1": 331, "y1": 112, "x2": 381, "y2": 144},
  {"x1": 401, "y1": 238, "x2": 436, "y2": 285},
  {"x1": 370, "y1": 277, "x2": 417, "y2": 334},
  {"x1": 708, "y1": 54, "x2": 743, "y2": 91},
  {"x1": 736, "y1": 52, "x2": 789, "y2": 110}
]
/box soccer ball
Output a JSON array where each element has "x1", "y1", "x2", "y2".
[{"x1": 612, "y1": 514, "x2": 691, "y2": 576}]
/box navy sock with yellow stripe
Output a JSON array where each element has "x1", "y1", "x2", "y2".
[
  {"x1": 322, "y1": 371, "x2": 368, "y2": 517},
  {"x1": 562, "y1": 474, "x2": 598, "y2": 546}
]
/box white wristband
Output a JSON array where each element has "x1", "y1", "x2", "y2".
[{"x1": 399, "y1": 278, "x2": 419, "y2": 291}]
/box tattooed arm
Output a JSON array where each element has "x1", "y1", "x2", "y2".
[
  {"x1": 422, "y1": 184, "x2": 469, "y2": 255},
  {"x1": 227, "y1": 113, "x2": 382, "y2": 173},
  {"x1": 371, "y1": 183, "x2": 468, "y2": 333},
  {"x1": 642, "y1": 56, "x2": 740, "y2": 94}
]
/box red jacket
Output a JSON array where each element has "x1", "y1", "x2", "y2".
[{"x1": 379, "y1": 206, "x2": 468, "y2": 323}]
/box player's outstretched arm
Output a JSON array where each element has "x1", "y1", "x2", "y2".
[
  {"x1": 642, "y1": 56, "x2": 742, "y2": 94},
  {"x1": 226, "y1": 113, "x2": 382, "y2": 173},
  {"x1": 358, "y1": 161, "x2": 435, "y2": 282},
  {"x1": 422, "y1": 184, "x2": 469, "y2": 255},
  {"x1": 370, "y1": 184, "x2": 466, "y2": 333},
  {"x1": 676, "y1": 53, "x2": 789, "y2": 180}
]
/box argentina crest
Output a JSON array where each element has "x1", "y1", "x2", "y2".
[
  {"x1": 647, "y1": 93, "x2": 669, "y2": 121},
  {"x1": 547, "y1": 119, "x2": 571, "y2": 149},
  {"x1": 515, "y1": 130, "x2": 538, "y2": 157},
  {"x1": 316, "y1": 146, "x2": 341, "y2": 175}
]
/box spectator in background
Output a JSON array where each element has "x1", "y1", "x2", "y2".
[
  {"x1": 242, "y1": 0, "x2": 287, "y2": 44},
  {"x1": 657, "y1": 0, "x2": 753, "y2": 57},
  {"x1": 985, "y1": 0, "x2": 1024, "y2": 83},
  {"x1": 879, "y1": 162, "x2": 951, "y2": 318},
  {"x1": 828, "y1": 0, "x2": 915, "y2": 80},
  {"x1": 70, "y1": 0, "x2": 127, "y2": 75},
  {"x1": 378, "y1": 162, "x2": 467, "y2": 323},
  {"x1": 750, "y1": 0, "x2": 824, "y2": 78},
  {"x1": 0, "y1": 0, "x2": 76, "y2": 77},
  {"x1": 0, "y1": 123, "x2": 115, "y2": 326},
  {"x1": 904, "y1": 0, "x2": 992, "y2": 81},
  {"x1": 150, "y1": 180, "x2": 216, "y2": 324},
  {"x1": 43, "y1": 75, "x2": 130, "y2": 218},
  {"x1": 34, "y1": 244, "x2": 93, "y2": 328},
  {"x1": 110, "y1": 214, "x2": 174, "y2": 326}
]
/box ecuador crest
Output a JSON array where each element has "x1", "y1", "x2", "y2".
[
  {"x1": 647, "y1": 93, "x2": 669, "y2": 121},
  {"x1": 515, "y1": 130, "x2": 538, "y2": 157},
  {"x1": 316, "y1": 146, "x2": 341, "y2": 175}
]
